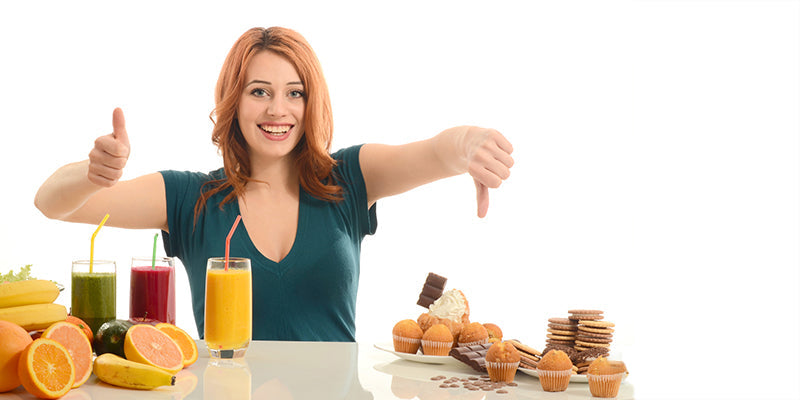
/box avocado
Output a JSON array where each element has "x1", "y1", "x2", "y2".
[{"x1": 94, "y1": 319, "x2": 133, "y2": 358}]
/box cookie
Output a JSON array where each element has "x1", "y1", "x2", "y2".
[
  {"x1": 570, "y1": 314, "x2": 604, "y2": 321},
  {"x1": 547, "y1": 329, "x2": 577, "y2": 336},
  {"x1": 548, "y1": 324, "x2": 578, "y2": 332},
  {"x1": 576, "y1": 330, "x2": 613, "y2": 338},
  {"x1": 568, "y1": 309, "x2": 604, "y2": 315},
  {"x1": 548, "y1": 318, "x2": 574, "y2": 325},
  {"x1": 578, "y1": 326, "x2": 615, "y2": 334},
  {"x1": 508, "y1": 339, "x2": 543, "y2": 357},
  {"x1": 546, "y1": 334, "x2": 576, "y2": 341},
  {"x1": 575, "y1": 336, "x2": 612, "y2": 344},
  {"x1": 579, "y1": 320, "x2": 615, "y2": 328},
  {"x1": 575, "y1": 340, "x2": 610, "y2": 348},
  {"x1": 542, "y1": 345, "x2": 578, "y2": 359},
  {"x1": 546, "y1": 339, "x2": 575, "y2": 346}
]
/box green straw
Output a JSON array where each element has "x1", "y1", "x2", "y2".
[{"x1": 151, "y1": 233, "x2": 158, "y2": 270}]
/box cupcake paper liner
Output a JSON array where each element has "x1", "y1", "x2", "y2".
[
  {"x1": 536, "y1": 368, "x2": 572, "y2": 392},
  {"x1": 392, "y1": 334, "x2": 422, "y2": 354},
  {"x1": 486, "y1": 361, "x2": 519, "y2": 383},
  {"x1": 420, "y1": 339, "x2": 452, "y2": 356},
  {"x1": 457, "y1": 338, "x2": 489, "y2": 347},
  {"x1": 587, "y1": 372, "x2": 625, "y2": 398}
]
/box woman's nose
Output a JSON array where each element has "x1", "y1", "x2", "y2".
[{"x1": 266, "y1": 96, "x2": 287, "y2": 116}]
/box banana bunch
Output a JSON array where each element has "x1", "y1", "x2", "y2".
[
  {"x1": 94, "y1": 353, "x2": 176, "y2": 390},
  {"x1": 0, "y1": 279, "x2": 67, "y2": 330}
]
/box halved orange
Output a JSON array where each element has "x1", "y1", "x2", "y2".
[
  {"x1": 64, "y1": 316, "x2": 93, "y2": 343},
  {"x1": 123, "y1": 324, "x2": 184, "y2": 374},
  {"x1": 155, "y1": 323, "x2": 198, "y2": 368},
  {"x1": 42, "y1": 322, "x2": 93, "y2": 388},
  {"x1": 17, "y1": 338, "x2": 75, "y2": 399}
]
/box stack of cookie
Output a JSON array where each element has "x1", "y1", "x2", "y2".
[
  {"x1": 508, "y1": 339, "x2": 542, "y2": 370},
  {"x1": 575, "y1": 319, "x2": 614, "y2": 352},
  {"x1": 545, "y1": 317, "x2": 578, "y2": 347}
]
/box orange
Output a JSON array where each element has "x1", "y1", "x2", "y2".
[
  {"x1": 17, "y1": 338, "x2": 75, "y2": 399},
  {"x1": 155, "y1": 323, "x2": 198, "y2": 368},
  {"x1": 123, "y1": 324, "x2": 184, "y2": 374},
  {"x1": 64, "y1": 316, "x2": 93, "y2": 343},
  {"x1": 42, "y1": 322, "x2": 93, "y2": 388},
  {"x1": 0, "y1": 320, "x2": 33, "y2": 392}
]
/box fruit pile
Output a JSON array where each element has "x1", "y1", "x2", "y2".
[{"x1": 0, "y1": 279, "x2": 198, "y2": 399}]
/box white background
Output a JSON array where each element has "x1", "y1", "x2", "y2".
[{"x1": 1, "y1": 1, "x2": 798, "y2": 399}]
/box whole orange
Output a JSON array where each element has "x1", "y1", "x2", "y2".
[{"x1": 0, "y1": 320, "x2": 33, "y2": 392}]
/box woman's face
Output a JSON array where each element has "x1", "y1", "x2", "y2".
[{"x1": 238, "y1": 50, "x2": 306, "y2": 164}]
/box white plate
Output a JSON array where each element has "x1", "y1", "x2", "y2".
[
  {"x1": 518, "y1": 367, "x2": 628, "y2": 383},
  {"x1": 373, "y1": 343, "x2": 459, "y2": 365}
]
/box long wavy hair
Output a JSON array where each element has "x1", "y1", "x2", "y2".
[{"x1": 194, "y1": 27, "x2": 341, "y2": 220}]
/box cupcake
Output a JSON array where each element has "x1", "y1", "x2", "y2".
[
  {"x1": 485, "y1": 341, "x2": 520, "y2": 383},
  {"x1": 458, "y1": 322, "x2": 489, "y2": 347},
  {"x1": 587, "y1": 357, "x2": 627, "y2": 398},
  {"x1": 483, "y1": 323, "x2": 503, "y2": 343},
  {"x1": 420, "y1": 324, "x2": 453, "y2": 356},
  {"x1": 536, "y1": 349, "x2": 573, "y2": 392},
  {"x1": 417, "y1": 313, "x2": 463, "y2": 346},
  {"x1": 392, "y1": 319, "x2": 424, "y2": 354}
]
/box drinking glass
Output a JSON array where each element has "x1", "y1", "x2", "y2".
[
  {"x1": 129, "y1": 256, "x2": 176, "y2": 324},
  {"x1": 71, "y1": 260, "x2": 116, "y2": 334},
  {"x1": 204, "y1": 257, "x2": 252, "y2": 358}
]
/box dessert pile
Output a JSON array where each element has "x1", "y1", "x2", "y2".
[{"x1": 390, "y1": 273, "x2": 629, "y2": 397}]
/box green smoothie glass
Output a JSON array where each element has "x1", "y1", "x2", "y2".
[{"x1": 71, "y1": 260, "x2": 116, "y2": 334}]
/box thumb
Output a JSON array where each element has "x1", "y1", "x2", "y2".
[
  {"x1": 112, "y1": 108, "x2": 129, "y2": 147},
  {"x1": 474, "y1": 179, "x2": 489, "y2": 218}
]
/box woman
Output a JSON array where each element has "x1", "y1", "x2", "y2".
[{"x1": 34, "y1": 27, "x2": 514, "y2": 341}]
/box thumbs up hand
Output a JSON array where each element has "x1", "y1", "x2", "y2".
[{"x1": 87, "y1": 108, "x2": 131, "y2": 187}]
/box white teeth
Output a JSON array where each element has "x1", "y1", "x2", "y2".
[{"x1": 260, "y1": 125, "x2": 290, "y2": 134}]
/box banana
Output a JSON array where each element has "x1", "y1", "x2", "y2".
[
  {"x1": 94, "y1": 353, "x2": 176, "y2": 390},
  {"x1": 0, "y1": 279, "x2": 60, "y2": 308},
  {"x1": 0, "y1": 303, "x2": 67, "y2": 331}
]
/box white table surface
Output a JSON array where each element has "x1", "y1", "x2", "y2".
[{"x1": 0, "y1": 340, "x2": 634, "y2": 399}]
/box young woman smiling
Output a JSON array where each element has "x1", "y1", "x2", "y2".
[{"x1": 34, "y1": 27, "x2": 514, "y2": 342}]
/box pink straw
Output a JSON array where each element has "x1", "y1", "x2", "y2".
[{"x1": 225, "y1": 215, "x2": 242, "y2": 271}]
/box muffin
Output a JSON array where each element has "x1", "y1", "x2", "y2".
[
  {"x1": 417, "y1": 313, "x2": 463, "y2": 346},
  {"x1": 392, "y1": 319, "x2": 424, "y2": 354},
  {"x1": 420, "y1": 324, "x2": 454, "y2": 356},
  {"x1": 483, "y1": 323, "x2": 503, "y2": 343},
  {"x1": 458, "y1": 322, "x2": 489, "y2": 347},
  {"x1": 587, "y1": 357, "x2": 627, "y2": 398},
  {"x1": 485, "y1": 341, "x2": 521, "y2": 383},
  {"x1": 536, "y1": 349, "x2": 573, "y2": 392}
]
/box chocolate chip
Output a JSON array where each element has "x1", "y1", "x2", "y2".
[
  {"x1": 507, "y1": 382, "x2": 518, "y2": 386},
  {"x1": 439, "y1": 384, "x2": 450, "y2": 388},
  {"x1": 431, "y1": 375, "x2": 446, "y2": 381},
  {"x1": 497, "y1": 389, "x2": 509, "y2": 394}
]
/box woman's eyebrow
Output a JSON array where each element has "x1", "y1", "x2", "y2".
[{"x1": 247, "y1": 80, "x2": 303, "y2": 86}]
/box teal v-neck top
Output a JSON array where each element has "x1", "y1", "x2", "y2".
[{"x1": 159, "y1": 145, "x2": 377, "y2": 342}]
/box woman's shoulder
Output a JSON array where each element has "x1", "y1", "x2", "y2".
[{"x1": 160, "y1": 168, "x2": 226, "y2": 191}]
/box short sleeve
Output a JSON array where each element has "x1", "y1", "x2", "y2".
[
  {"x1": 159, "y1": 170, "x2": 213, "y2": 259},
  {"x1": 331, "y1": 145, "x2": 378, "y2": 238}
]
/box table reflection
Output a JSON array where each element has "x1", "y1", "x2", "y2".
[{"x1": 194, "y1": 341, "x2": 372, "y2": 400}]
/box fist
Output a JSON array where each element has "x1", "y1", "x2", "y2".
[
  {"x1": 464, "y1": 127, "x2": 514, "y2": 218},
  {"x1": 88, "y1": 108, "x2": 130, "y2": 187}
]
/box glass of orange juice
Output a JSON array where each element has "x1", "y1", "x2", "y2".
[{"x1": 204, "y1": 257, "x2": 252, "y2": 358}]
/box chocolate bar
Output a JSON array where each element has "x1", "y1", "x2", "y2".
[
  {"x1": 416, "y1": 273, "x2": 447, "y2": 308},
  {"x1": 449, "y1": 343, "x2": 492, "y2": 372}
]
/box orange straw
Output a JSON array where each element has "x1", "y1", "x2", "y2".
[
  {"x1": 225, "y1": 215, "x2": 242, "y2": 271},
  {"x1": 90, "y1": 213, "x2": 110, "y2": 273}
]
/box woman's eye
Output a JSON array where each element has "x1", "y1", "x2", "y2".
[
  {"x1": 289, "y1": 90, "x2": 305, "y2": 99},
  {"x1": 251, "y1": 88, "x2": 268, "y2": 97}
]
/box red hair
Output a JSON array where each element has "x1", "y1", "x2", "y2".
[{"x1": 195, "y1": 27, "x2": 341, "y2": 219}]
